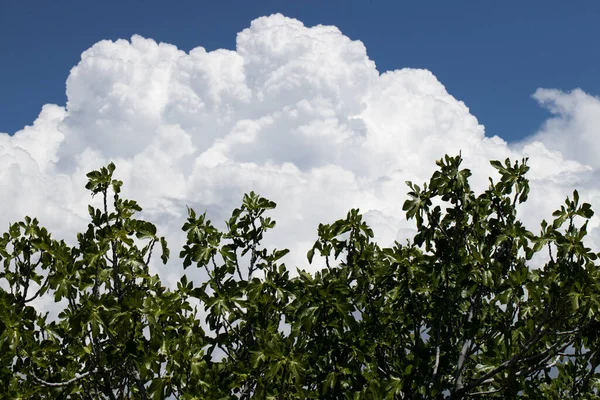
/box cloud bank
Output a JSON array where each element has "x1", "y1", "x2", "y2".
[{"x1": 2, "y1": 14, "x2": 600, "y2": 293}]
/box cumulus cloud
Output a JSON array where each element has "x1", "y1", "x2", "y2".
[
  {"x1": 521, "y1": 88, "x2": 600, "y2": 169},
  {"x1": 2, "y1": 14, "x2": 600, "y2": 297}
]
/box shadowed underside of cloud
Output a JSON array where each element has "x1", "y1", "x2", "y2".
[{"x1": 1, "y1": 14, "x2": 599, "y2": 292}]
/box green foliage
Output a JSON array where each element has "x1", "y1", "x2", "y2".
[{"x1": 2, "y1": 154, "x2": 600, "y2": 398}]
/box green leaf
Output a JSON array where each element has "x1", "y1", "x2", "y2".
[
  {"x1": 160, "y1": 236, "x2": 170, "y2": 264},
  {"x1": 307, "y1": 248, "x2": 315, "y2": 264}
]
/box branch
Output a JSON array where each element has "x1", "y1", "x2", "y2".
[
  {"x1": 468, "y1": 386, "x2": 502, "y2": 396},
  {"x1": 31, "y1": 369, "x2": 96, "y2": 387},
  {"x1": 454, "y1": 335, "x2": 473, "y2": 391},
  {"x1": 515, "y1": 337, "x2": 578, "y2": 379},
  {"x1": 131, "y1": 369, "x2": 148, "y2": 400},
  {"x1": 24, "y1": 273, "x2": 50, "y2": 303},
  {"x1": 547, "y1": 243, "x2": 555, "y2": 264},
  {"x1": 145, "y1": 238, "x2": 156, "y2": 267},
  {"x1": 427, "y1": 323, "x2": 441, "y2": 396},
  {"x1": 235, "y1": 260, "x2": 244, "y2": 282},
  {"x1": 455, "y1": 301, "x2": 552, "y2": 396},
  {"x1": 103, "y1": 188, "x2": 121, "y2": 299},
  {"x1": 432, "y1": 342, "x2": 441, "y2": 384},
  {"x1": 454, "y1": 291, "x2": 481, "y2": 391}
]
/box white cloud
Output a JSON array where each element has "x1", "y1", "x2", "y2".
[
  {"x1": 521, "y1": 88, "x2": 600, "y2": 168},
  {"x1": 2, "y1": 13, "x2": 600, "y2": 297}
]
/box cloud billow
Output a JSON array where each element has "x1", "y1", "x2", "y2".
[{"x1": 1, "y1": 14, "x2": 599, "y2": 292}]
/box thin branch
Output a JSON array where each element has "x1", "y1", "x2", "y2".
[
  {"x1": 24, "y1": 273, "x2": 50, "y2": 303},
  {"x1": 103, "y1": 188, "x2": 121, "y2": 299},
  {"x1": 547, "y1": 243, "x2": 555, "y2": 264},
  {"x1": 432, "y1": 342, "x2": 441, "y2": 384},
  {"x1": 235, "y1": 253, "x2": 244, "y2": 282},
  {"x1": 456, "y1": 301, "x2": 552, "y2": 396},
  {"x1": 248, "y1": 213, "x2": 261, "y2": 279},
  {"x1": 427, "y1": 318, "x2": 441, "y2": 397},
  {"x1": 145, "y1": 238, "x2": 156, "y2": 267},
  {"x1": 468, "y1": 386, "x2": 503, "y2": 396},
  {"x1": 31, "y1": 369, "x2": 96, "y2": 387}
]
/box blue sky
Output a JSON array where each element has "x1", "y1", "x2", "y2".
[{"x1": 1, "y1": 0, "x2": 598, "y2": 141}]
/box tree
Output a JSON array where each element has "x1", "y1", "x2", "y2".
[{"x1": 1, "y1": 154, "x2": 600, "y2": 399}]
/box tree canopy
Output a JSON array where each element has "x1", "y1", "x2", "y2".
[{"x1": 2, "y1": 154, "x2": 600, "y2": 399}]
